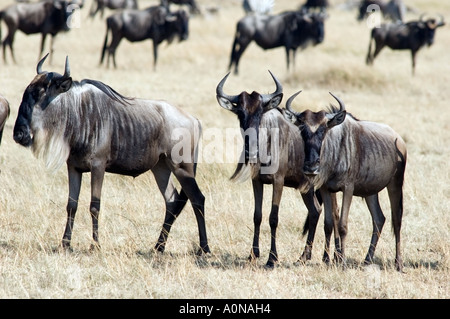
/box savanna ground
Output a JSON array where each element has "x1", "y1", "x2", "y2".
[{"x1": 0, "y1": 0, "x2": 448, "y2": 299}]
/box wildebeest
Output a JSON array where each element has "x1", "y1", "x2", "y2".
[
  {"x1": 366, "y1": 15, "x2": 445, "y2": 74},
  {"x1": 13, "y1": 54, "x2": 210, "y2": 255},
  {"x1": 89, "y1": 0, "x2": 138, "y2": 19},
  {"x1": 0, "y1": 0, "x2": 79, "y2": 64},
  {"x1": 216, "y1": 71, "x2": 326, "y2": 268},
  {"x1": 0, "y1": 94, "x2": 9, "y2": 147},
  {"x1": 100, "y1": 5, "x2": 189, "y2": 68},
  {"x1": 228, "y1": 11, "x2": 326, "y2": 75},
  {"x1": 283, "y1": 91, "x2": 407, "y2": 271},
  {"x1": 357, "y1": 0, "x2": 406, "y2": 23},
  {"x1": 300, "y1": 0, "x2": 329, "y2": 12}
]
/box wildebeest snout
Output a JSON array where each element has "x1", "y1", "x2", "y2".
[
  {"x1": 13, "y1": 125, "x2": 33, "y2": 147},
  {"x1": 303, "y1": 159, "x2": 320, "y2": 176}
]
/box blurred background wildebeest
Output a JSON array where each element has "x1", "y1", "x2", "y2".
[
  {"x1": 0, "y1": 0, "x2": 82, "y2": 64},
  {"x1": 357, "y1": 0, "x2": 406, "y2": 23},
  {"x1": 366, "y1": 14, "x2": 445, "y2": 74},
  {"x1": 89, "y1": 0, "x2": 138, "y2": 19},
  {"x1": 228, "y1": 9, "x2": 327, "y2": 75},
  {"x1": 100, "y1": 4, "x2": 189, "y2": 69}
]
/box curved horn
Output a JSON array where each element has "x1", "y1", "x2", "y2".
[
  {"x1": 63, "y1": 56, "x2": 70, "y2": 77},
  {"x1": 438, "y1": 14, "x2": 445, "y2": 26},
  {"x1": 329, "y1": 92, "x2": 345, "y2": 112},
  {"x1": 419, "y1": 13, "x2": 427, "y2": 22},
  {"x1": 216, "y1": 72, "x2": 239, "y2": 103},
  {"x1": 285, "y1": 90, "x2": 302, "y2": 113},
  {"x1": 261, "y1": 70, "x2": 283, "y2": 104},
  {"x1": 36, "y1": 53, "x2": 49, "y2": 74}
]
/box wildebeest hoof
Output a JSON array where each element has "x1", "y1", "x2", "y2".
[{"x1": 89, "y1": 243, "x2": 101, "y2": 251}]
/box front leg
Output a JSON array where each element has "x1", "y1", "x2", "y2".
[
  {"x1": 62, "y1": 165, "x2": 82, "y2": 250},
  {"x1": 89, "y1": 164, "x2": 106, "y2": 250},
  {"x1": 250, "y1": 180, "x2": 263, "y2": 261},
  {"x1": 266, "y1": 178, "x2": 284, "y2": 268}
]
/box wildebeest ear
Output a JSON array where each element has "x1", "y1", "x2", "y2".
[
  {"x1": 282, "y1": 108, "x2": 297, "y2": 124},
  {"x1": 216, "y1": 96, "x2": 235, "y2": 111},
  {"x1": 56, "y1": 77, "x2": 73, "y2": 93},
  {"x1": 326, "y1": 110, "x2": 346, "y2": 128},
  {"x1": 264, "y1": 93, "x2": 283, "y2": 111}
]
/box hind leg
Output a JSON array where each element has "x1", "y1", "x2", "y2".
[
  {"x1": 152, "y1": 160, "x2": 189, "y2": 253},
  {"x1": 170, "y1": 162, "x2": 210, "y2": 255},
  {"x1": 364, "y1": 194, "x2": 386, "y2": 265},
  {"x1": 387, "y1": 182, "x2": 404, "y2": 272}
]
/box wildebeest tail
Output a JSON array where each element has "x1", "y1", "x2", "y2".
[{"x1": 391, "y1": 138, "x2": 406, "y2": 232}]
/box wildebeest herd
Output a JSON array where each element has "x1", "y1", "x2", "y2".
[{"x1": 0, "y1": 0, "x2": 446, "y2": 273}]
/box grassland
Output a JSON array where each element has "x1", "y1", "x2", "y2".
[{"x1": 0, "y1": 0, "x2": 448, "y2": 299}]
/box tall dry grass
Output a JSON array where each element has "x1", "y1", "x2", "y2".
[{"x1": 0, "y1": 0, "x2": 448, "y2": 298}]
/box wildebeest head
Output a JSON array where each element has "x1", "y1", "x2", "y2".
[
  {"x1": 296, "y1": 12, "x2": 327, "y2": 46},
  {"x1": 167, "y1": 9, "x2": 190, "y2": 42},
  {"x1": 216, "y1": 71, "x2": 283, "y2": 162},
  {"x1": 283, "y1": 91, "x2": 346, "y2": 175},
  {"x1": 13, "y1": 54, "x2": 72, "y2": 147},
  {"x1": 418, "y1": 15, "x2": 445, "y2": 46}
]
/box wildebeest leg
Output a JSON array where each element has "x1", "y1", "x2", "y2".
[
  {"x1": 387, "y1": 170, "x2": 404, "y2": 272},
  {"x1": 62, "y1": 166, "x2": 83, "y2": 250},
  {"x1": 152, "y1": 161, "x2": 188, "y2": 253},
  {"x1": 411, "y1": 50, "x2": 417, "y2": 75},
  {"x1": 229, "y1": 37, "x2": 251, "y2": 75},
  {"x1": 298, "y1": 188, "x2": 321, "y2": 262},
  {"x1": 249, "y1": 179, "x2": 263, "y2": 261},
  {"x1": 3, "y1": 29, "x2": 17, "y2": 64},
  {"x1": 320, "y1": 188, "x2": 339, "y2": 264},
  {"x1": 171, "y1": 163, "x2": 210, "y2": 255},
  {"x1": 266, "y1": 178, "x2": 284, "y2": 268},
  {"x1": 370, "y1": 42, "x2": 385, "y2": 65},
  {"x1": 363, "y1": 194, "x2": 385, "y2": 265},
  {"x1": 336, "y1": 186, "x2": 354, "y2": 265},
  {"x1": 106, "y1": 35, "x2": 122, "y2": 68},
  {"x1": 152, "y1": 41, "x2": 158, "y2": 71},
  {"x1": 89, "y1": 164, "x2": 106, "y2": 249}
]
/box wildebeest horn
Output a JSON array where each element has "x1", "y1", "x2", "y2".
[
  {"x1": 261, "y1": 70, "x2": 283, "y2": 104},
  {"x1": 64, "y1": 56, "x2": 70, "y2": 77},
  {"x1": 329, "y1": 92, "x2": 345, "y2": 111},
  {"x1": 285, "y1": 90, "x2": 302, "y2": 114},
  {"x1": 37, "y1": 53, "x2": 49, "y2": 74},
  {"x1": 216, "y1": 72, "x2": 239, "y2": 103}
]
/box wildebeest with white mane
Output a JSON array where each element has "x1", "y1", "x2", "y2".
[
  {"x1": 13, "y1": 54, "x2": 210, "y2": 255},
  {"x1": 0, "y1": 94, "x2": 9, "y2": 147},
  {"x1": 283, "y1": 91, "x2": 407, "y2": 271},
  {"x1": 0, "y1": 0, "x2": 80, "y2": 64},
  {"x1": 228, "y1": 11, "x2": 326, "y2": 75},
  {"x1": 216, "y1": 71, "x2": 329, "y2": 268},
  {"x1": 100, "y1": 5, "x2": 189, "y2": 69}
]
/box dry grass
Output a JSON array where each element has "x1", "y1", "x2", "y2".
[{"x1": 0, "y1": 0, "x2": 449, "y2": 298}]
